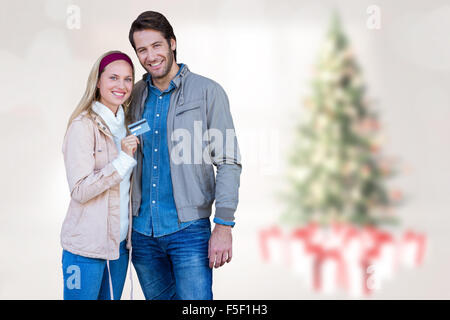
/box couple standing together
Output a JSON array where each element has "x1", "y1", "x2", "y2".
[{"x1": 60, "y1": 11, "x2": 242, "y2": 300}]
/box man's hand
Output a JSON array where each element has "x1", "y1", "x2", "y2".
[{"x1": 208, "y1": 224, "x2": 232, "y2": 269}]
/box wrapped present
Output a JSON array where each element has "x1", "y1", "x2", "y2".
[
  {"x1": 289, "y1": 227, "x2": 314, "y2": 281},
  {"x1": 400, "y1": 230, "x2": 427, "y2": 268},
  {"x1": 362, "y1": 246, "x2": 382, "y2": 295},
  {"x1": 308, "y1": 244, "x2": 347, "y2": 294},
  {"x1": 373, "y1": 231, "x2": 397, "y2": 282},
  {"x1": 341, "y1": 227, "x2": 365, "y2": 297},
  {"x1": 361, "y1": 225, "x2": 378, "y2": 252},
  {"x1": 259, "y1": 223, "x2": 426, "y2": 297},
  {"x1": 259, "y1": 226, "x2": 286, "y2": 265},
  {"x1": 322, "y1": 249, "x2": 346, "y2": 294}
]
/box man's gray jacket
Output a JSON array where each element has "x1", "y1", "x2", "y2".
[{"x1": 127, "y1": 64, "x2": 242, "y2": 224}]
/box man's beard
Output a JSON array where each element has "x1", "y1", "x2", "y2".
[{"x1": 150, "y1": 49, "x2": 174, "y2": 80}]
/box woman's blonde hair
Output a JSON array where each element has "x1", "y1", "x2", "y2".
[{"x1": 66, "y1": 50, "x2": 135, "y2": 130}]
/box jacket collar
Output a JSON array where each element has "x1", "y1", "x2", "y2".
[
  {"x1": 92, "y1": 101, "x2": 125, "y2": 137},
  {"x1": 86, "y1": 110, "x2": 113, "y2": 137}
]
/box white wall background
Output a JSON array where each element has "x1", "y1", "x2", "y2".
[{"x1": 0, "y1": 0, "x2": 449, "y2": 299}]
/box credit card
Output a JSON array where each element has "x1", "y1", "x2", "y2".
[{"x1": 128, "y1": 119, "x2": 150, "y2": 136}]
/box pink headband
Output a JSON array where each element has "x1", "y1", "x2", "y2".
[{"x1": 99, "y1": 52, "x2": 134, "y2": 74}]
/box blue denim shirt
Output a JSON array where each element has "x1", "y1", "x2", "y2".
[{"x1": 132, "y1": 64, "x2": 195, "y2": 237}]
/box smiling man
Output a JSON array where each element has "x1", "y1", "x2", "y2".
[{"x1": 127, "y1": 11, "x2": 242, "y2": 300}]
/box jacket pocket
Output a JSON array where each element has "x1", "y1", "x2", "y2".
[{"x1": 175, "y1": 100, "x2": 202, "y2": 116}]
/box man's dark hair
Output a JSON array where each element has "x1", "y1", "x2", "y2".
[{"x1": 129, "y1": 11, "x2": 177, "y2": 61}]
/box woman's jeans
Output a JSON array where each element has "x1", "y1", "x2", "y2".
[
  {"x1": 62, "y1": 240, "x2": 129, "y2": 300},
  {"x1": 131, "y1": 218, "x2": 213, "y2": 300}
]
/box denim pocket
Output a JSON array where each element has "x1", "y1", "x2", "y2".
[{"x1": 62, "y1": 249, "x2": 100, "y2": 267}]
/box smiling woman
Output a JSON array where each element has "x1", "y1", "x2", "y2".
[
  {"x1": 60, "y1": 50, "x2": 140, "y2": 300},
  {"x1": 97, "y1": 60, "x2": 134, "y2": 115},
  {"x1": 66, "y1": 51, "x2": 135, "y2": 128}
]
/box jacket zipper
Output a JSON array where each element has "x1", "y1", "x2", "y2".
[{"x1": 169, "y1": 82, "x2": 182, "y2": 228}]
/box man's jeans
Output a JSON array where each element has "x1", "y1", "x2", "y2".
[
  {"x1": 62, "y1": 240, "x2": 129, "y2": 300},
  {"x1": 131, "y1": 218, "x2": 213, "y2": 300}
]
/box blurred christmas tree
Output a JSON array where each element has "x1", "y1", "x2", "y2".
[{"x1": 283, "y1": 13, "x2": 401, "y2": 227}]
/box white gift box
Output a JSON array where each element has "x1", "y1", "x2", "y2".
[{"x1": 400, "y1": 231, "x2": 426, "y2": 268}]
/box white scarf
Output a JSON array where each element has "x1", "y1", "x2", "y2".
[{"x1": 92, "y1": 101, "x2": 127, "y2": 139}]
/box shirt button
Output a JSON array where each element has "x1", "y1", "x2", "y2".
[
  {"x1": 159, "y1": 96, "x2": 162, "y2": 99},
  {"x1": 156, "y1": 114, "x2": 160, "y2": 117},
  {"x1": 154, "y1": 149, "x2": 158, "y2": 152},
  {"x1": 153, "y1": 184, "x2": 156, "y2": 187},
  {"x1": 154, "y1": 166, "x2": 157, "y2": 169},
  {"x1": 155, "y1": 130, "x2": 158, "y2": 134},
  {"x1": 152, "y1": 200, "x2": 156, "y2": 204}
]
